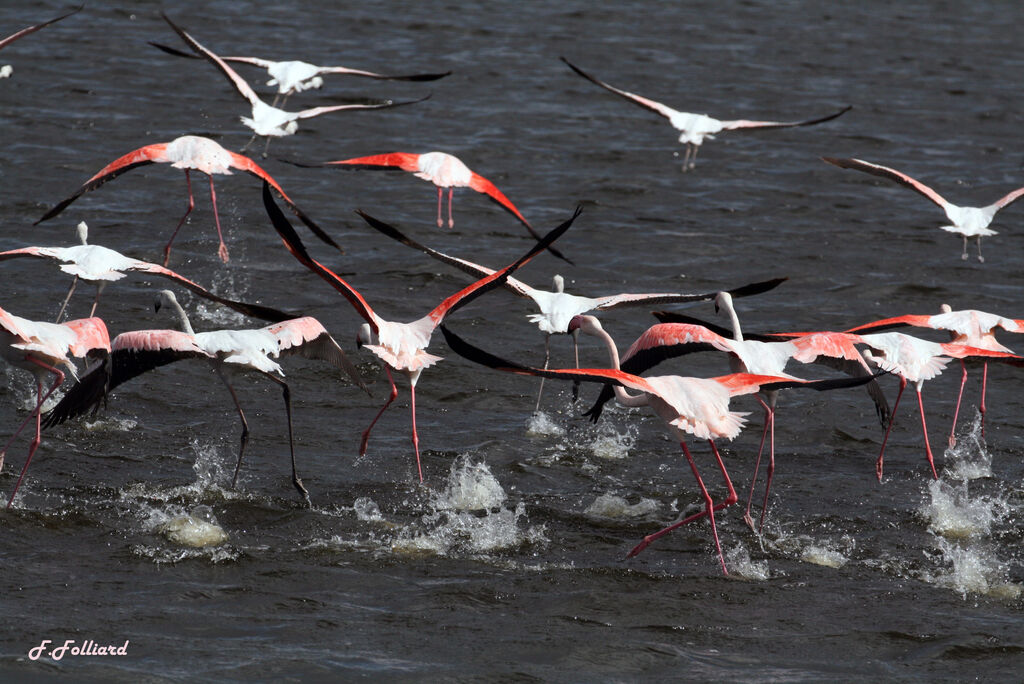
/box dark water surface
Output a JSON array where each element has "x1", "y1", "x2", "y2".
[{"x1": 2, "y1": 1, "x2": 1023, "y2": 680}]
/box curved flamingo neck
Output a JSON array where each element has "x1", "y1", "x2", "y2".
[
  {"x1": 159, "y1": 292, "x2": 196, "y2": 337},
  {"x1": 718, "y1": 293, "x2": 743, "y2": 342},
  {"x1": 586, "y1": 320, "x2": 648, "y2": 408}
]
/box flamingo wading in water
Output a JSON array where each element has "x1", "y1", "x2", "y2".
[
  {"x1": 0, "y1": 221, "x2": 296, "y2": 324},
  {"x1": 1, "y1": 306, "x2": 109, "y2": 508},
  {"x1": 562, "y1": 57, "x2": 851, "y2": 170},
  {"x1": 43, "y1": 290, "x2": 369, "y2": 505},
  {"x1": 822, "y1": 156, "x2": 1024, "y2": 262},
  {"x1": 442, "y1": 317, "x2": 878, "y2": 573},
  {"x1": 262, "y1": 182, "x2": 578, "y2": 482},
  {"x1": 36, "y1": 135, "x2": 344, "y2": 266}
]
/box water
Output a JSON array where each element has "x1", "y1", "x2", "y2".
[{"x1": 2, "y1": 1, "x2": 1024, "y2": 680}]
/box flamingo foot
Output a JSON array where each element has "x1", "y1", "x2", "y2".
[{"x1": 218, "y1": 242, "x2": 230, "y2": 264}]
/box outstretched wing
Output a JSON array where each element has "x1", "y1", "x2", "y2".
[
  {"x1": 822, "y1": 157, "x2": 950, "y2": 210},
  {"x1": 317, "y1": 65, "x2": 451, "y2": 81},
  {"x1": 292, "y1": 94, "x2": 431, "y2": 120},
  {"x1": 719, "y1": 106, "x2": 851, "y2": 131},
  {"x1": 562, "y1": 57, "x2": 682, "y2": 122},
  {"x1": 266, "y1": 317, "x2": 370, "y2": 395},
  {"x1": 162, "y1": 13, "x2": 262, "y2": 108},
  {"x1": 0, "y1": 5, "x2": 82, "y2": 51}
]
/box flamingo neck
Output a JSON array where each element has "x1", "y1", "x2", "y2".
[
  {"x1": 590, "y1": 323, "x2": 647, "y2": 407},
  {"x1": 720, "y1": 297, "x2": 743, "y2": 342},
  {"x1": 165, "y1": 297, "x2": 196, "y2": 337}
]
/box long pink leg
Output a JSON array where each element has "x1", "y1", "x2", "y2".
[
  {"x1": 435, "y1": 187, "x2": 444, "y2": 228},
  {"x1": 980, "y1": 362, "x2": 988, "y2": 440},
  {"x1": 916, "y1": 384, "x2": 938, "y2": 479},
  {"x1": 164, "y1": 170, "x2": 197, "y2": 266},
  {"x1": 533, "y1": 335, "x2": 551, "y2": 414},
  {"x1": 410, "y1": 380, "x2": 423, "y2": 482},
  {"x1": 55, "y1": 275, "x2": 79, "y2": 323},
  {"x1": 447, "y1": 187, "x2": 455, "y2": 228},
  {"x1": 744, "y1": 396, "x2": 773, "y2": 530},
  {"x1": 876, "y1": 376, "x2": 906, "y2": 482},
  {"x1": 948, "y1": 360, "x2": 968, "y2": 448},
  {"x1": 6, "y1": 359, "x2": 64, "y2": 508},
  {"x1": 628, "y1": 440, "x2": 738, "y2": 574},
  {"x1": 757, "y1": 403, "x2": 777, "y2": 533},
  {"x1": 207, "y1": 174, "x2": 229, "y2": 263},
  {"x1": 360, "y1": 368, "x2": 398, "y2": 458}
]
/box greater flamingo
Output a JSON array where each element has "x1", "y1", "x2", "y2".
[
  {"x1": 0, "y1": 221, "x2": 295, "y2": 323},
  {"x1": 36, "y1": 134, "x2": 343, "y2": 265},
  {"x1": 846, "y1": 305, "x2": 1024, "y2": 445},
  {"x1": 1, "y1": 306, "x2": 109, "y2": 508},
  {"x1": 262, "y1": 182, "x2": 577, "y2": 482},
  {"x1": 149, "y1": 40, "x2": 449, "y2": 108},
  {"x1": 43, "y1": 290, "x2": 369, "y2": 505},
  {"x1": 441, "y1": 317, "x2": 877, "y2": 573},
  {"x1": 0, "y1": 5, "x2": 81, "y2": 80},
  {"x1": 317, "y1": 151, "x2": 570, "y2": 263},
  {"x1": 562, "y1": 57, "x2": 851, "y2": 170},
  {"x1": 362, "y1": 217, "x2": 786, "y2": 410},
  {"x1": 822, "y1": 157, "x2": 1024, "y2": 262},
  {"x1": 162, "y1": 15, "x2": 426, "y2": 153},
  {"x1": 584, "y1": 314, "x2": 889, "y2": 531}
]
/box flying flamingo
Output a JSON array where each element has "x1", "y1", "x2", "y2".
[
  {"x1": 822, "y1": 157, "x2": 1024, "y2": 262},
  {"x1": 149, "y1": 40, "x2": 449, "y2": 108},
  {"x1": 561, "y1": 57, "x2": 851, "y2": 170},
  {"x1": 846, "y1": 305, "x2": 1024, "y2": 445},
  {"x1": 362, "y1": 217, "x2": 786, "y2": 410},
  {"x1": 162, "y1": 15, "x2": 427, "y2": 154},
  {"x1": 36, "y1": 134, "x2": 344, "y2": 266},
  {"x1": 262, "y1": 182, "x2": 577, "y2": 482},
  {"x1": 585, "y1": 309, "x2": 889, "y2": 531},
  {"x1": 0, "y1": 221, "x2": 296, "y2": 323},
  {"x1": 316, "y1": 151, "x2": 570, "y2": 263},
  {"x1": 441, "y1": 317, "x2": 877, "y2": 573},
  {"x1": 1, "y1": 306, "x2": 109, "y2": 508},
  {"x1": 43, "y1": 290, "x2": 369, "y2": 505},
  {"x1": 0, "y1": 5, "x2": 81, "y2": 80}
]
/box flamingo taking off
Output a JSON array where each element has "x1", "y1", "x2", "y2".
[
  {"x1": 441, "y1": 317, "x2": 877, "y2": 573},
  {"x1": 562, "y1": 57, "x2": 851, "y2": 170},
  {"x1": 846, "y1": 305, "x2": 1024, "y2": 445},
  {"x1": 262, "y1": 182, "x2": 577, "y2": 482},
  {"x1": 362, "y1": 216, "x2": 786, "y2": 410},
  {"x1": 149, "y1": 40, "x2": 449, "y2": 108},
  {"x1": 0, "y1": 5, "x2": 81, "y2": 80},
  {"x1": 162, "y1": 15, "x2": 427, "y2": 154},
  {"x1": 822, "y1": 157, "x2": 1024, "y2": 262},
  {"x1": 317, "y1": 151, "x2": 571, "y2": 264},
  {"x1": 0, "y1": 221, "x2": 296, "y2": 324},
  {"x1": 1, "y1": 306, "x2": 109, "y2": 508},
  {"x1": 36, "y1": 135, "x2": 344, "y2": 266},
  {"x1": 42, "y1": 290, "x2": 369, "y2": 505}
]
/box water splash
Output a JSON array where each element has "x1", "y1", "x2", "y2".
[
  {"x1": 726, "y1": 543, "x2": 770, "y2": 580},
  {"x1": 800, "y1": 544, "x2": 850, "y2": 569},
  {"x1": 526, "y1": 411, "x2": 566, "y2": 437},
  {"x1": 584, "y1": 493, "x2": 659, "y2": 519},
  {"x1": 587, "y1": 422, "x2": 635, "y2": 461},
  {"x1": 149, "y1": 504, "x2": 229, "y2": 548},
  {"x1": 943, "y1": 410, "x2": 991, "y2": 481},
  {"x1": 924, "y1": 538, "x2": 1021, "y2": 600},
  {"x1": 920, "y1": 479, "x2": 1007, "y2": 540}
]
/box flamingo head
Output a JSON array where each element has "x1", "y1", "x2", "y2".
[
  {"x1": 568, "y1": 314, "x2": 603, "y2": 336},
  {"x1": 154, "y1": 289, "x2": 178, "y2": 314},
  {"x1": 76, "y1": 221, "x2": 89, "y2": 245},
  {"x1": 551, "y1": 274, "x2": 564, "y2": 293},
  {"x1": 714, "y1": 290, "x2": 733, "y2": 315},
  {"x1": 0, "y1": 65, "x2": 11, "y2": 79}
]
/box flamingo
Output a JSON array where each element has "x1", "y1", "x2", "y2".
[
  {"x1": 36, "y1": 134, "x2": 344, "y2": 266},
  {"x1": 316, "y1": 150, "x2": 570, "y2": 264},
  {"x1": 162, "y1": 15, "x2": 427, "y2": 154},
  {"x1": 822, "y1": 157, "x2": 1024, "y2": 262},
  {"x1": 585, "y1": 312, "x2": 889, "y2": 531},
  {"x1": 441, "y1": 317, "x2": 877, "y2": 573},
  {"x1": 846, "y1": 305, "x2": 1024, "y2": 445},
  {"x1": 149, "y1": 40, "x2": 449, "y2": 108},
  {"x1": 561, "y1": 57, "x2": 851, "y2": 170},
  {"x1": 0, "y1": 221, "x2": 296, "y2": 324},
  {"x1": 1, "y1": 306, "x2": 109, "y2": 508},
  {"x1": 0, "y1": 5, "x2": 81, "y2": 80},
  {"x1": 43, "y1": 290, "x2": 369, "y2": 505},
  {"x1": 262, "y1": 182, "x2": 577, "y2": 482},
  {"x1": 360, "y1": 216, "x2": 786, "y2": 410}
]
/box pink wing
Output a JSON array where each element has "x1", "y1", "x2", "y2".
[
  {"x1": 36, "y1": 143, "x2": 168, "y2": 224},
  {"x1": 161, "y1": 14, "x2": 261, "y2": 107},
  {"x1": 467, "y1": 171, "x2": 531, "y2": 228},
  {"x1": 62, "y1": 317, "x2": 112, "y2": 356},
  {"x1": 844, "y1": 314, "x2": 937, "y2": 334},
  {"x1": 562, "y1": 57, "x2": 680, "y2": 121},
  {"x1": 991, "y1": 185, "x2": 1024, "y2": 211},
  {"x1": 822, "y1": 157, "x2": 950, "y2": 210},
  {"x1": 0, "y1": 5, "x2": 81, "y2": 51},
  {"x1": 292, "y1": 95, "x2": 429, "y2": 121},
  {"x1": 316, "y1": 65, "x2": 451, "y2": 82},
  {"x1": 326, "y1": 152, "x2": 422, "y2": 173},
  {"x1": 265, "y1": 317, "x2": 369, "y2": 395},
  {"x1": 718, "y1": 105, "x2": 851, "y2": 131}
]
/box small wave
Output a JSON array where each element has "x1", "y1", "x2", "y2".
[{"x1": 584, "y1": 493, "x2": 659, "y2": 519}]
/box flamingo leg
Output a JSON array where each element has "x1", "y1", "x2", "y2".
[
  {"x1": 409, "y1": 379, "x2": 423, "y2": 482},
  {"x1": 6, "y1": 359, "x2": 64, "y2": 508},
  {"x1": 915, "y1": 383, "x2": 938, "y2": 479},
  {"x1": 948, "y1": 359, "x2": 968, "y2": 448},
  {"x1": 88, "y1": 282, "x2": 106, "y2": 318},
  {"x1": 680, "y1": 144, "x2": 692, "y2": 171},
  {"x1": 261, "y1": 135, "x2": 273, "y2": 159},
  {"x1": 55, "y1": 275, "x2": 79, "y2": 323},
  {"x1": 980, "y1": 362, "x2": 988, "y2": 440},
  {"x1": 876, "y1": 376, "x2": 906, "y2": 482},
  {"x1": 744, "y1": 396, "x2": 772, "y2": 530},
  {"x1": 215, "y1": 368, "x2": 251, "y2": 490},
  {"x1": 689, "y1": 144, "x2": 699, "y2": 170},
  {"x1": 976, "y1": 236, "x2": 985, "y2": 263},
  {"x1": 435, "y1": 186, "x2": 444, "y2": 228},
  {"x1": 240, "y1": 132, "x2": 258, "y2": 154},
  {"x1": 265, "y1": 374, "x2": 309, "y2": 505},
  {"x1": 959, "y1": 235, "x2": 969, "y2": 261},
  {"x1": 627, "y1": 440, "x2": 737, "y2": 575},
  {"x1": 534, "y1": 334, "x2": 551, "y2": 414},
  {"x1": 165, "y1": 169, "x2": 197, "y2": 266},
  {"x1": 447, "y1": 187, "x2": 455, "y2": 229},
  {"x1": 360, "y1": 367, "x2": 398, "y2": 459},
  {"x1": 571, "y1": 331, "x2": 581, "y2": 402},
  {"x1": 206, "y1": 174, "x2": 230, "y2": 263}
]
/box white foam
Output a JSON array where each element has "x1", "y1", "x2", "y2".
[
  {"x1": 726, "y1": 544, "x2": 770, "y2": 580},
  {"x1": 801, "y1": 544, "x2": 849, "y2": 568},
  {"x1": 920, "y1": 479, "x2": 1006, "y2": 540},
  {"x1": 943, "y1": 411, "x2": 992, "y2": 481},
  {"x1": 584, "y1": 493, "x2": 659, "y2": 519},
  {"x1": 526, "y1": 411, "x2": 565, "y2": 437},
  {"x1": 927, "y1": 537, "x2": 1021, "y2": 600}
]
